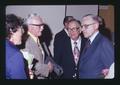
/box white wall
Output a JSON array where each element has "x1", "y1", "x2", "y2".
[
  {"x1": 6, "y1": 5, "x2": 65, "y2": 56},
  {"x1": 6, "y1": 5, "x2": 98, "y2": 56},
  {"x1": 66, "y1": 5, "x2": 98, "y2": 21}
]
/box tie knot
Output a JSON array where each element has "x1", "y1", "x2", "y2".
[
  {"x1": 87, "y1": 39, "x2": 90, "y2": 44},
  {"x1": 74, "y1": 41, "x2": 77, "y2": 45}
]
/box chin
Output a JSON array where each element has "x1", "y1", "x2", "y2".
[
  {"x1": 72, "y1": 38, "x2": 77, "y2": 41},
  {"x1": 18, "y1": 40, "x2": 22, "y2": 44},
  {"x1": 15, "y1": 42, "x2": 21, "y2": 45},
  {"x1": 38, "y1": 33, "x2": 42, "y2": 37},
  {"x1": 19, "y1": 42, "x2": 22, "y2": 45},
  {"x1": 84, "y1": 35, "x2": 88, "y2": 38}
]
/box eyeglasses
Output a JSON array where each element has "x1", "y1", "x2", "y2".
[
  {"x1": 81, "y1": 23, "x2": 95, "y2": 29},
  {"x1": 29, "y1": 24, "x2": 44, "y2": 27},
  {"x1": 68, "y1": 27, "x2": 80, "y2": 32}
]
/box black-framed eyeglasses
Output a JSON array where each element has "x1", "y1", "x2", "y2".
[
  {"x1": 68, "y1": 27, "x2": 80, "y2": 32},
  {"x1": 81, "y1": 23, "x2": 95, "y2": 29},
  {"x1": 29, "y1": 24, "x2": 44, "y2": 27}
]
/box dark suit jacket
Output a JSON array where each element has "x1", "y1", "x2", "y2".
[
  {"x1": 79, "y1": 33, "x2": 114, "y2": 79},
  {"x1": 54, "y1": 29, "x2": 69, "y2": 64},
  {"x1": 54, "y1": 29, "x2": 86, "y2": 79},
  {"x1": 6, "y1": 40, "x2": 27, "y2": 79}
]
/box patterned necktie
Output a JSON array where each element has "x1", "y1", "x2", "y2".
[{"x1": 73, "y1": 42, "x2": 80, "y2": 65}]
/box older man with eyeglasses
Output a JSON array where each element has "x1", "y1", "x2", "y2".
[
  {"x1": 79, "y1": 14, "x2": 114, "y2": 79},
  {"x1": 22, "y1": 13, "x2": 53, "y2": 79},
  {"x1": 54, "y1": 19, "x2": 86, "y2": 79}
]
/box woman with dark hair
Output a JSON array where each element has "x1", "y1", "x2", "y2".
[{"x1": 6, "y1": 14, "x2": 27, "y2": 79}]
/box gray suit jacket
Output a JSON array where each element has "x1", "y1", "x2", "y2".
[{"x1": 23, "y1": 36, "x2": 49, "y2": 79}]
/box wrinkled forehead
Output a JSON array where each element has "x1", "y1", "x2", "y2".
[
  {"x1": 30, "y1": 16, "x2": 43, "y2": 24},
  {"x1": 68, "y1": 21, "x2": 80, "y2": 27},
  {"x1": 27, "y1": 16, "x2": 43, "y2": 24},
  {"x1": 82, "y1": 16, "x2": 95, "y2": 24}
]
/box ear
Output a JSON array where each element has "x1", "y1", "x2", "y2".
[{"x1": 94, "y1": 22, "x2": 99, "y2": 30}]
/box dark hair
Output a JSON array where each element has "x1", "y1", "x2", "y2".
[
  {"x1": 6, "y1": 14, "x2": 23, "y2": 39},
  {"x1": 67, "y1": 19, "x2": 81, "y2": 26},
  {"x1": 63, "y1": 16, "x2": 74, "y2": 26}
]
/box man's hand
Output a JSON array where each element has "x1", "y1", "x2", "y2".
[{"x1": 102, "y1": 68, "x2": 109, "y2": 76}]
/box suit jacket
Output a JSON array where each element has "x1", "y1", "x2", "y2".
[
  {"x1": 23, "y1": 36, "x2": 49, "y2": 79},
  {"x1": 54, "y1": 30, "x2": 86, "y2": 79},
  {"x1": 79, "y1": 33, "x2": 114, "y2": 79},
  {"x1": 6, "y1": 40, "x2": 27, "y2": 79},
  {"x1": 54, "y1": 29, "x2": 69, "y2": 64}
]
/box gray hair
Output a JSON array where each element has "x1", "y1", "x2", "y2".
[
  {"x1": 82, "y1": 14, "x2": 100, "y2": 23},
  {"x1": 24, "y1": 13, "x2": 39, "y2": 25}
]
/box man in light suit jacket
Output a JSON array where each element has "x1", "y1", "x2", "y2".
[
  {"x1": 54, "y1": 19, "x2": 86, "y2": 79},
  {"x1": 23, "y1": 13, "x2": 53, "y2": 79},
  {"x1": 79, "y1": 14, "x2": 114, "y2": 79}
]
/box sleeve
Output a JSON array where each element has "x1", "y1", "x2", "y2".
[
  {"x1": 25, "y1": 39, "x2": 49, "y2": 77},
  {"x1": 8, "y1": 52, "x2": 27, "y2": 79},
  {"x1": 53, "y1": 35, "x2": 62, "y2": 65},
  {"x1": 34, "y1": 62, "x2": 49, "y2": 77},
  {"x1": 101, "y1": 39, "x2": 114, "y2": 68}
]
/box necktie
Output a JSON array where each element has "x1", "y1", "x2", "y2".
[
  {"x1": 37, "y1": 39, "x2": 40, "y2": 47},
  {"x1": 83, "y1": 39, "x2": 91, "y2": 54},
  {"x1": 37, "y1": 39, "x2": 44, "y2": 61},
  {"x1": 73, "y1": 42, "x2": 80, "y2": 65}
]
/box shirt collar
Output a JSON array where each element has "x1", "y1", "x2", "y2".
[
  {"x1": 28, "y1": 32, "x2": 38, "y2": 43},
  {"x1": 89, "y1": 31, "x2": 99, "y2": 44},
  {"x1": 71, "y1": 36, "x2": 81, "y2": 44}
]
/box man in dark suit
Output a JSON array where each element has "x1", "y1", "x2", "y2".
[
  {"x1": 54, "y1": 19, "x2": 86, "y2": 79},
  {"x1": 79, "y1": 14, "x2": 114, "y2": 79},
  {"x1": 54, "y1": 16, "x2": 74, "y2": 64}
]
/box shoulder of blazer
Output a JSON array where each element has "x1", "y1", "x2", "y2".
[
  {"x1": 26, "y1": 36, "x2": 34, "y2": 43},
  {"x1": 55, "y1": 29, "x2": 66, "y2": 38},
  {"x1": 25, "y1": 36, "x2": 37, "y2": 49}
]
